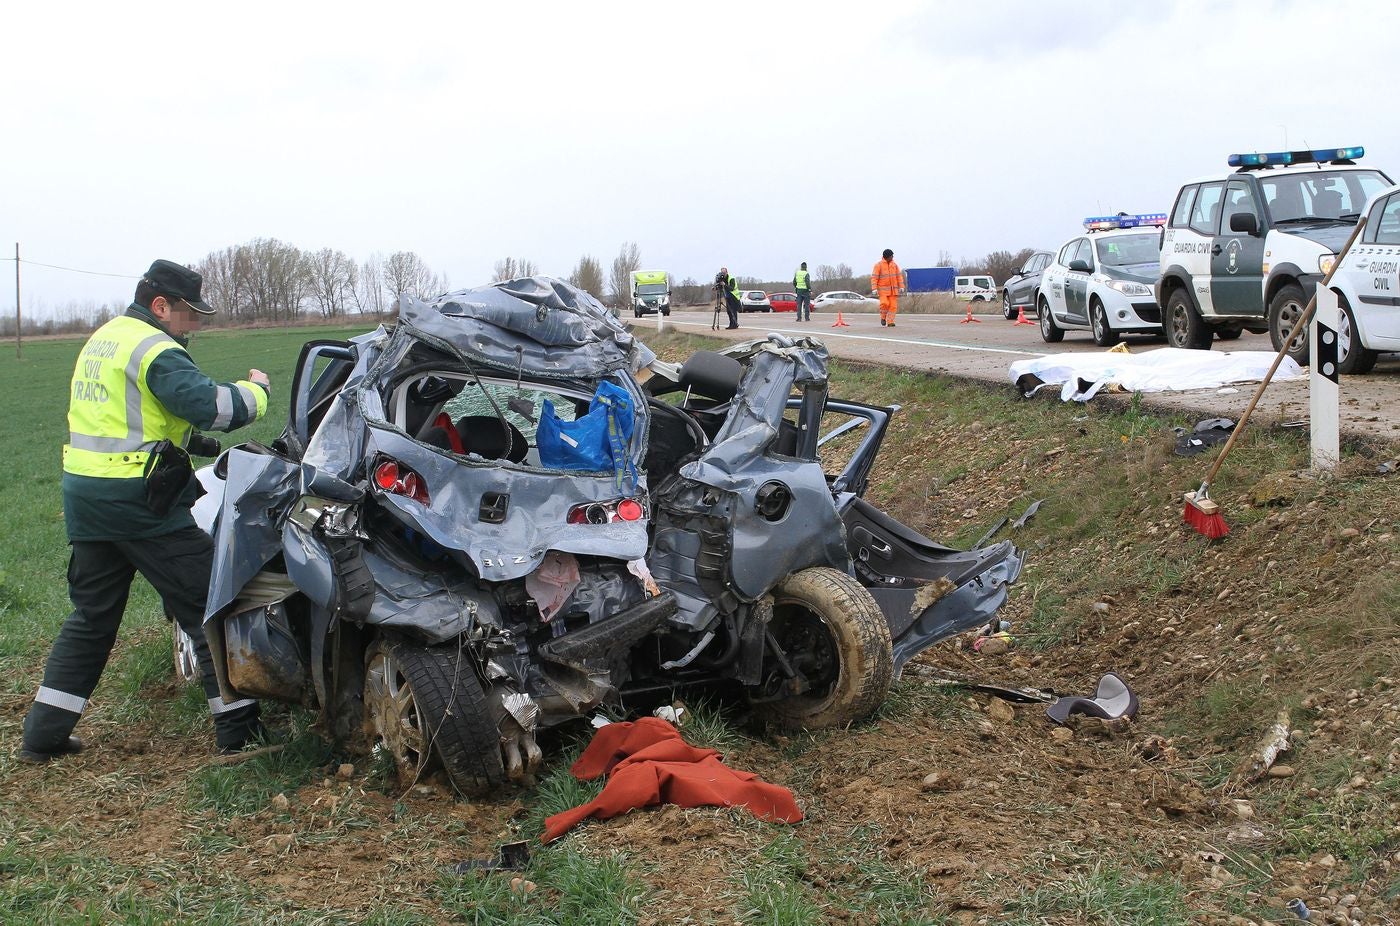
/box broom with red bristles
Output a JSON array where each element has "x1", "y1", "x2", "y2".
[{"x1": 1183, "y1": 216, "x2": 1367, "y2": 538}]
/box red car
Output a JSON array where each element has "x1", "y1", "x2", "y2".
[{"x1": 768, "y1": 291, "x2": 798, "y2": 312}]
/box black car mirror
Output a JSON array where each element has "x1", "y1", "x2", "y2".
[
  {"x1": 1011, "y1": 267, "x2": 1023, "y2": 275},
  {"x1": 1229, "y1": 213, "x2": 1260, "y2": 236},
  {"x1": 1068, "y1": 259, "x2": 1091, "y2": 273}
]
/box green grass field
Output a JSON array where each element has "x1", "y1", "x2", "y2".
[{"x1": 0, "y1": 324, "x2": 1396, "y2": 924}]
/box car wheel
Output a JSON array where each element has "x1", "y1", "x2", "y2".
[
  {"x1": 1090, "y1": 299, "x2": 1119, "y2": 347},
  {"x1": 1165, "y1": 288, "x2": 1212, "y2": 350},
  {"x1": 754, "y1": 567, "x2": 893, "y2": 730},
  {"x1": 1038, "y1": 296, "x2": 1064, "y2": 343},
  {"x1": 972, "y1": 295, "x2": 985, "y2": 303},
  {"x1": 173, "y1": 624, "x2": 201, "y2": 685},
  {"x1": 1215, "y1": 327, "x2": 1243, "y2": 341},
  {"x1": 1002, "y1": 292, "x2": 1014, "y2": 320},
  {"x1": 661, "y1": 308, "x2": 670, "y2": 317},
  {"x1": 1337, "y1": 294, "x2": 1379, "y2": 375},
  {"x1": 1268, "y1": 282, "x2": 1310, "y2": 363},
  {"x1": 634, "y1": 308, "x2": 642, "y2": 319},
  {"x1": 364, "y1": 638, "x2": 505, "y2": 797}
]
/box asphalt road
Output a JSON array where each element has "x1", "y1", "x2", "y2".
[{"x1": 634, "y1": 308, "x2": 1400, "y2": 444}]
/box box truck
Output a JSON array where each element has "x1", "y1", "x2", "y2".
[{"x1": 630, "y1": 270, "x2": 671, "y2": 317}]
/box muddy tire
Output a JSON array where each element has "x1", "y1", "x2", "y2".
[
  {"x1": 1038, "y1": 296, "x2": 1063, "y2": 343},
  {"x1": 1165, "y1": 287, "x2": 1212, "y2": 350},
  {"x1": 756, "y1": 567, "x2": 893, "y2": 730},
  {"x1": 364, "y1": 638, "x2": 505, "y2": 797},
  {"x1": 1090, "y1": 299, "x2": 1119, "y2": 347},
  {"x1": 1337, "y1": 295, "x2": 1378, "y2": 375},
  {"x1": 1268, "y1": 282, "x2": 1309, "y2": 363}
]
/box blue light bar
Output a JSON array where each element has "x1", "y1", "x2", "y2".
[
  {"x1": 1229, "y1": 146, "x2": 1363, "y2": 168},
  {"x1": 1083, "y1": 213, "x2": 1168, "y2": 231},
  {"x1": 1312, "y1": 145, "x2": 1364, "y2": 162}
]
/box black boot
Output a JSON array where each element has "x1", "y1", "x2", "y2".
[{"x1": 19, "y1": 736, "x2": 84, "y2": 765}]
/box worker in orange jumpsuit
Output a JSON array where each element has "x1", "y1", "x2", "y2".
[{"x1": 871, "y1": 248, "x2": 906, "y2": 327}]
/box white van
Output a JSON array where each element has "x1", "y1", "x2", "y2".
[{"x1": 955, "y1": 275, "x2": 998, "y2": 303}]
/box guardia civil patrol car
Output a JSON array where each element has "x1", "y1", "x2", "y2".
[
  {"x1": 1156, "y1": 146, "x2": 1392, "y2": 361},
  {"x1": 1324, "y1": 181, "x2": 1400, "y2": 374},
  {"x1": 1038, "y1": 214, "x2": 1166, "y2": 346}
]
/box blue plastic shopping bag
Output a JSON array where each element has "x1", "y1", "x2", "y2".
[{"x1": 537, "y1": 380, "x2": 638, "y2": 490}]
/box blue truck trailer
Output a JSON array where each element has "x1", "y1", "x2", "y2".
[{"x1": 905, "y1": 266, "x2": 956, "y2": 293}]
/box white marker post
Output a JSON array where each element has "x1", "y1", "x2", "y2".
[
  {"x1": 657, "y1": 308, "x2": 665, "y2": 334},
  {"x1": 1310, "y1": 285, "x2": 1340, "y2": 471}
]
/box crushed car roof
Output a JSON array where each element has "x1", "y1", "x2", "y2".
[{"x1": 399, "y1": 277, "x2": 657, "y2": 379}]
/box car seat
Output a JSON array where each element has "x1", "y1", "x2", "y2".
[
  {"x1": 1313, "y1": 189, "x2": 1343, "y2": 219},
  {"x1": 456, "y1": 415, "x2": 528, "y2": 463}
]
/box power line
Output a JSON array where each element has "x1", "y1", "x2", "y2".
[{"x1": 0, "y1": 256, "x2": 141, "y2": 279}]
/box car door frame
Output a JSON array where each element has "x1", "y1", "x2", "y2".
[
  {"x1": 1180, "y1": 180, "x2": 1225, "y2": 317},
  {"x1": 1064, "y1": 238, "x2": 1093, "y2": 325},
  {"x1": 1210, "y1": 178, "x2": 1268, "y2": 317},
  {"x1": 1044, "y1": 241, "x2": 1076, "y2": 320}
]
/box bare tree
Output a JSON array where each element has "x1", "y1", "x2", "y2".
[
  {"x1": 307, "y1": 248, "x2": 357, "y2": 318},
  {"x1": 567, "y1": 254, "x2": 606, "y2": 301},
  {"x1": 228, "y1": 238, "x2": 308, "y2": 322},
  {"x1": 607, "y1": 242, "x2": 642, "y2": 307},
  {"x1": 354, "y1": 254, "x2": 387, "y2": 317},
  {"x1": 814, "y1": 264, "x2": 839, "y2": 291},
  {"x1": 492, "y1": 257, "x2": 538, "y2": 282},
  {"x1": 492, "y1": 257, "x2": 518, "y2": 282},
  {"x1": 835, "y1": 263, "x2": 854, "y2": 289},
  {"x1": 674, "y1": 276, "x2": 705, "y2": 305},
  {"x1": 384, "y1": 251, "x2": 438, "y2": 309},
  {"x1": 976, "y1": 248, "x2": 1035, "y2": 284}
]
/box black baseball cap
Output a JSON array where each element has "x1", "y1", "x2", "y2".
[{"x1": 143, "y1": 259, "x2": 215, "y2": 315}]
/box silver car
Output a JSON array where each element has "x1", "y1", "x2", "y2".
[{"x1": 192, "y1": 278, "x2": 1022, "y2": 795}]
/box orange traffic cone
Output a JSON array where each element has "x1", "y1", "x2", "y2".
[
  {"x1": 960, "y1": 303, "x2": 981, "y2": 324},
  {"x1": 1013, "y1": 303, "x2": 1034, "y2": 326},
  {"x1": 831, "y1": 311, "x2": 850, "y2": 328}
]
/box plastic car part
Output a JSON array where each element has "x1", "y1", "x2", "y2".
[{"x1": 1044, "y1": 672, "x2": 1139, "y2": 725}]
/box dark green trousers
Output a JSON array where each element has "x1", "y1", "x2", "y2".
[{"x1": 23, "y1": 525, "x2": 260, "y2": 752}]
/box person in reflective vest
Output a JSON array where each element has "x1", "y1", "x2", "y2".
[
  {"x1": 724, "y1": 270, "x2": 741, "y2": 329},
  {"x1": 21, "y1": 260, "x2": 271, "y2": 763},
  {"x1": 872, "y1": 248, "x2": 906, "y2": 327},
  {"x1": 793, "y1": 263, "x2": 812, "y2": 322}
]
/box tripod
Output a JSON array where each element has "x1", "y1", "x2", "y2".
[{"x1": 712, "y1": 284, "x2": 724, "y2": 331}]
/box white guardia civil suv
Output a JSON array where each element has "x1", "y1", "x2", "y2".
[{"x1": 1156, "y1": 146, "x2": 1392, "y2": 362}]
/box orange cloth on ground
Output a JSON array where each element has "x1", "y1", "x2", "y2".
[
  {"x1": 879, "y1": 291, "x2": 899, "y2": 322},
  {"x1": 540, "y1": 717, "x2": 803, "y2": 843}
]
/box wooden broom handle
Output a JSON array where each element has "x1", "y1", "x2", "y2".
[{"x1": 1201, "y1": 215, "x2": 1368, "y2": 488}]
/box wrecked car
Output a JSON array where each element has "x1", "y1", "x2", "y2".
[{"x1": 189, "y1": 277, "x2": 1022, "y2": 795}]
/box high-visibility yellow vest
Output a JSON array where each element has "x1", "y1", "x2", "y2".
[
  {"x1": 63, "y1": 316, "x2": 192, "y2": 478},
  {"x1": 729, "y1": 276, "x2": 739, "y2": 297},
  {"x1": 794, "y1": 269, "x2": 810, "y2": 289}
]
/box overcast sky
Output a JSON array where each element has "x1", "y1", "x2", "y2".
[{"x1": 5, "y1": 0, "x2": 1399, "y2": 317}]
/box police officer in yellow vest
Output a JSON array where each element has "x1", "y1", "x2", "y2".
[
  {"x1": 21, "y1": 260, "x2": 271, "y2": 763},
  {"x1": 725, "y1": 271, "x2": 741, "y2": 329},
  {"x1": 793, "y1": 262, "x2": 812, "y2": 322}
]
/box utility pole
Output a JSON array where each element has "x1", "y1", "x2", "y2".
[{"x1": 13, "y1": 243, "x2": 20, "y2": 359}]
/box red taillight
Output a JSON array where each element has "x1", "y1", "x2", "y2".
[
  {"x1": 374, "y1": 461, "x2": 400, "y2": 490},
  {"x1": 566, "y1": 498, "x2": 646, "y2": 525},
  {"x1": 374, "y1": 460, "x2": 429, "y2": 504}
]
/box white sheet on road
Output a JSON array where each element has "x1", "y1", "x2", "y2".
[{"x1": 1009, "y1": 348, "x2": 1304, "y2": 401}]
